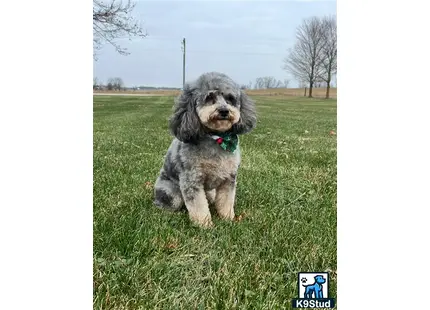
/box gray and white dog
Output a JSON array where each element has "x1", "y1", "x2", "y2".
[{"x1": 154, "y1": 72, "x2": 257, "y2": 227}]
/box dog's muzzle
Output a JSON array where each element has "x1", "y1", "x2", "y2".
[{"x1": 217, "y1": 107, "x2": 230, "y2": 119}]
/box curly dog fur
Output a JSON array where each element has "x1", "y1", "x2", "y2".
[{"x1": 154, "y1": 72, "x2": 257, "y2": 227}]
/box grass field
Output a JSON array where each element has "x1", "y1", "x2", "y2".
[{"x1": 93, "y1": 95, "x2": 337, "y2": 309}]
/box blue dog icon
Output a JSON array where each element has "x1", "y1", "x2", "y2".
[{"x1": 303, "y1": 275, "x2": 326, "y2": 299}]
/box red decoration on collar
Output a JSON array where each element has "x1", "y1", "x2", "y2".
[{"x1": 216, "y1": 137, "x2": 223, "y2": 144}]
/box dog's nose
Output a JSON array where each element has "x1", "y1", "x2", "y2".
[{"x1": 218, "y1": 108, "x2": 229, "y2": 118}]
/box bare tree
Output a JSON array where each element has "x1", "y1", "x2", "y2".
[
  {"x1": 268, "y1": 77, "x2": 283, "y2": 89},
  {"x1": 283, "y1": 17, "x2": 325, "y2": 98},
  {"x1": 110, "y1": 77, "x2": 124, "y2": 90},
  {"x1": 93, "y1": 77, "x2": 99, "y2": 90},
  {"x1": 93, "y1": 0, "x2": 147, "y2": 58},
  {"x1": 253, "y1": 78, "x2": 260, "y2": 89},
  {"x1": 254, "y1": 77, "x2": 264, "y2": 89},
  {"x1": 283, "y1": 79, "x2": 290, "y2": 88},
  {"x1": 106, "y1": 77, "x2": 124, "y2": 90},
  {"x1": 107, "y1": 78, "x2": 114, "y2": 90},
  {"x1": 319, "y1": 15, "x2": 337, "y2": 99}
]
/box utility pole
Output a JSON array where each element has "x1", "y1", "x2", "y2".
[{"x1": 181, "y1": 38, "x2": 186, "y2": 88}]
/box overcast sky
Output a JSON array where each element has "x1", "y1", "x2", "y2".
[{"x1": 93, "y1": 0, "x2": 336, "y2": 88}]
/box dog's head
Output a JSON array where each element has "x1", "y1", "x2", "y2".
[
  {"x1": 169, "y1": 72, "x2": 257, "y2": 143},
  {"x1": 314, "y1": 275, "x2": 326, "y2": 284}
]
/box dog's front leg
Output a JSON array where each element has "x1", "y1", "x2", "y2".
[
  {"x1": 180, "y1": 181, "x2": 213, "y2": 228},
  {"x1": 215, "y1": 180, "x2": 236, "y2": 220}
]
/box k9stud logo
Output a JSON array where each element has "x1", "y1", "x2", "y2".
[{"x1": 292, "y1": 272, "x2": 335, "y2": 308}]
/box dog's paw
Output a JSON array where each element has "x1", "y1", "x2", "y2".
[
  {"x1": 192, "y1": 219, "x2": 214, "y2": 229},
  {"x1": 219, "y1": 213, "x2": 235, "y2": 221},
  {"x1": 217, "y1": 208, "x2": 235, "y2": 221},
  {"x1": 189, "y1": 214, "x2": 214, "y2": 228},
  {"x1": 202, "y1": 220, "x2": 215, "y2": 228}
]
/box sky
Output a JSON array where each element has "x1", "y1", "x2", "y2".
[{"x1": 93, "y1": 0, "x2": 336, "y2": 88}]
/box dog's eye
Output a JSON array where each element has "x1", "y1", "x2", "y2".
[
  {"x1": 225, "y1": 94, "x2": 236, "y2": 104},
  {"x1": 206, "y1": 92, "x2": 215, "y2": 102}
]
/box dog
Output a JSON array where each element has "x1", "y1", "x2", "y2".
[
  {"x1": 303, "y1": 275, "x2": 326, "y2": 299},
  {"x1": 153, "y1": 72, "x2": 257, "y2": 227}
]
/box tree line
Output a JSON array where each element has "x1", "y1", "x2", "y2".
[
  {"x1": 93, "y1": 77, "x2": 124, "y2": 91},
  {"x1": 241, "y1": 77, "x2": 290, "y2": 90}
]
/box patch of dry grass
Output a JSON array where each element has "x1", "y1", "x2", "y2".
[{"x1": 93, "y1": 88, "x2": 337, "y2": 99}]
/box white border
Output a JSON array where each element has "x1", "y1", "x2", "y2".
[
  {"x1": 338, "y1": 0, "x2": 430, "y2": 309},
  {"x1": 0, "y1": 1, "x2": 93, "y2": 309}
]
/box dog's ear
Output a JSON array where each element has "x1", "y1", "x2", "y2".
[
  {"x1": 169, "y1": 85, "x2": 205, "y2": 144},
  {"x1": 231, "y1": 90, "x2": 257, "y2": 135}
]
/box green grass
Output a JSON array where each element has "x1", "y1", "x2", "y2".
[{"x1": 93, "y1": 95, "x2": 337, "y2": 310}]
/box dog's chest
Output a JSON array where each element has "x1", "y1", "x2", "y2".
[{"x1": 199, "y1": 155, "x2": 239, "y2": 190}]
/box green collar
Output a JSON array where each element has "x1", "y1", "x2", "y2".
[{"x1": 209, "y1": 133, "x2": 238, "y2": 153}]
